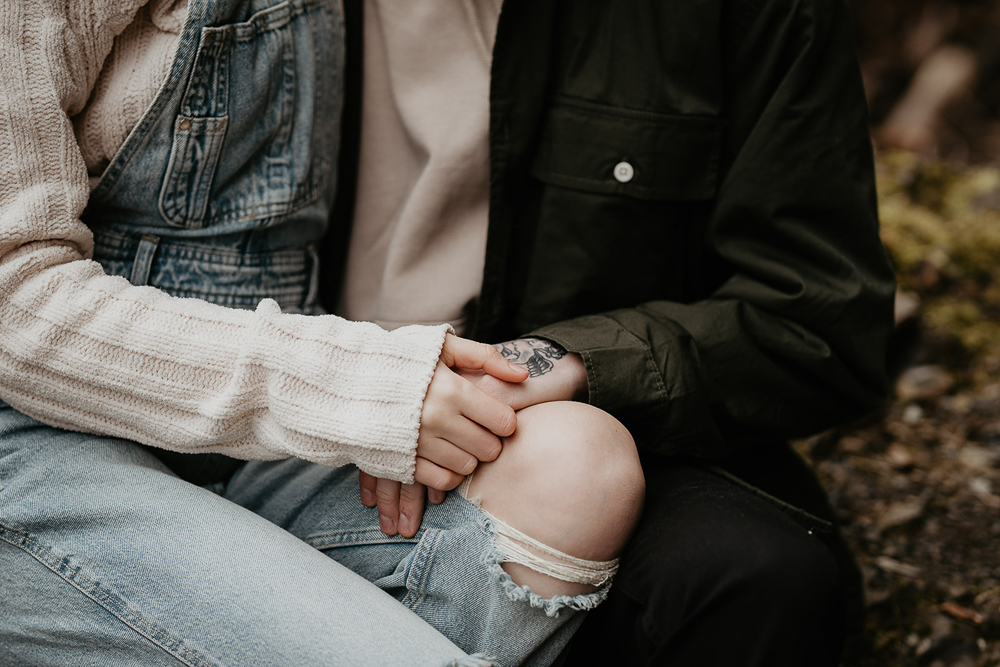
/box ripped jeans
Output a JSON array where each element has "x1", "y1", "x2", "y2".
[
  {"x1": 221, "y1": 458, "x2": 604, "y2": 663},
  {"x1": 0, "y1": 401, "x2": 600, "y2": 667}
]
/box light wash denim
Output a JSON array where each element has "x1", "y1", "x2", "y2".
[
  {"x1": 0, "y1": 401, "x2": 483, "y2": 666},
  {"x1": 86, "y1": 0, "x2": 340, "y2": 313},
  {"x1": 0, "y1": 0, "x2": 603, "y2": 664}
]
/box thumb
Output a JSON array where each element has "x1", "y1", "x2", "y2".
[{"x1": 440, "y1": 334, "x2": 528, "y2": 383}]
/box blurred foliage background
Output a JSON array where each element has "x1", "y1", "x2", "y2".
[{"x1": 794, "y1": 3, "x2": 1000, "y2": 666}]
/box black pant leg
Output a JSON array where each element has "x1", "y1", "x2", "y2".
[{"x1": 559, "y1": 461, "x2": 847, "y2": 667}]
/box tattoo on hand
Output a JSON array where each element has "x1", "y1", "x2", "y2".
[{"x1": 495, "y1": 338, "x2": 567, "y2": 378}]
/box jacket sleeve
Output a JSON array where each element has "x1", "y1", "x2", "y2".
[
  {"x1": 532, "y1": 0, "x2": 896, "y2": 456},
  {"x1": 0, "y1": 0, "x2": 447, "y2": 483}
]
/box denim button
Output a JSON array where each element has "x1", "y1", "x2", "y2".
[{"x1": 613, "y1": 161, "x2": 634, "y2": 183}]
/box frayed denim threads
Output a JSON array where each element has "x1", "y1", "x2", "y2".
[{"x1": 478, "y1": 512, "x2": 612, "y2": 619}]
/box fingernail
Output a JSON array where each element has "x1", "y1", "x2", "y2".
[
  {"x1": 398, "y1": 513, "x2": 411, "y2": 535},
  {"x1": 379, "y1": 514, "x2": 396, "y2": 535}
]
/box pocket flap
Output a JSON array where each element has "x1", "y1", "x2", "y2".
[{"x1": 529, "y1": 97, "x2": 723, "y2": 201}]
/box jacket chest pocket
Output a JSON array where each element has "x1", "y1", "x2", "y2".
[
  {"x1": 530, "y1": 95, "x2": 723, "y2": 201},
  {"x1": 159, "y1": 0, "x2": 341, "y2": 229},
  {"x1": 516, "y1": 97, "x2": 724, "y2": 329}
]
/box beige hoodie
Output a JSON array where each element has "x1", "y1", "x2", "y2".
[{"x1": 337, "y1": 0, "x2": 499, "y2": 334}]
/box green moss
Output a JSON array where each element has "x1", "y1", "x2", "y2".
[{"x1": 877, "y1": 151, "x2": 1000, "y2": 389}]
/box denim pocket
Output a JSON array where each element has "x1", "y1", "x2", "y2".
[
  {"x1": 159, "y1": 0, "x2": 339, "y2": 230},
  {"x1": 160, "y1": 116, "x2": 229, "y2": 227},
  {"x1": 319, "y1": 543, "x2": 422, "y2": 590}
]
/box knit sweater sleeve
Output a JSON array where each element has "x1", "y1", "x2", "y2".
[{"x1": 0, "y1": 0, "x2": 446, "y2": 483}]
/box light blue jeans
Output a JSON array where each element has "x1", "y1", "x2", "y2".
[
  {"x1": 0, "y1": 399, "x2": 600, "y2": 666},
  {"x1": 1, "y1": 0, "x2": 603, "y2": 662}
]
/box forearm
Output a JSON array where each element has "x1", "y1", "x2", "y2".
[
  {"x1": 534, "y1": 292, "x2": 892, "y2": 457},
  {"x1": 0, "y1": 249, "x2": 450, "y2": 479}
]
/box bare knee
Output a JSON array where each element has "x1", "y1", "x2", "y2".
[{"x1": 466, "y1": 401, "x2": 644, "y2": 596}]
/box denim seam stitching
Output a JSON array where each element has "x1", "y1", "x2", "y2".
[
  {"x1": 306, "y1": 528, "x2": 419, "y2": 547},
  {"x1": 92, "y1": 235, "x2": 311, "y2": 266},
  {"x1": 204, "y1": 0, "x2": 319, "y2": 42},
  {"x1": 401, "y1": 528, "x2": 443, "y2": 609},
  {"x1": 158, "y1": 0, "x2": 328, "y2": 230},
  {"x1": 0, "y1": 525, "x2": 214, "y2": 667},
  {"x1": 205, "y1": 182, "x2": 322, "y2": 225},
  {"x1": 156, "y1": 285, "x2": 307, "y2": 300}
]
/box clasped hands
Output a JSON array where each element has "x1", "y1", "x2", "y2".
[{"x1": 359, "y1": 334, "x2": 586, "y2": 537}]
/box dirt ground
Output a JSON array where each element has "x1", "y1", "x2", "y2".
[
  {"x1": 801, "y1": 395, "x2": 1000, "y2": 667},
  {"x1": 798, "y1": 153, "x2": 1000, "y2": 667},
  {"x1": 794, "y1": 6, "x2": 1000, "y2": 664}
]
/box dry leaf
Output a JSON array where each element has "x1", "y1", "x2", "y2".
[{"x1": 940, "y1": 601, "x2": 983, "y2": 624}]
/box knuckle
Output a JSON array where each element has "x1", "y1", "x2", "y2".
[
  {"x1": 400, "y1": 484, "x2": 423, "y2": 504},
  {"x1": 453, "y1": 374, "x2": 472, "y2": 400},
  {"x1": 416, "y1": 436, "x2": 444, "y2": 462},
  {"x1": 495, "y1": 407, "x2": 517, "y2": 437},
  {"x1": 433, "y1": 469, "x2": 462, "y2": 491},
  {"x1": 484, "y1": 437, "x2": 502, "y2": 461},
  {"x1": 459, "y1": 455, "x2": 478, "y2": 476},
  {"x1": 434, "y1": 373, "x2": 462, "y2": 403},
  {"x1": 421, "y1": 395, "x2": 452, "y2": 428},
  {"x1": 419, "y1": 400, "x2": 439, "y2": 426},
  {"x1": 375, "y1": 485, "x2": 399, "y2": 505}
]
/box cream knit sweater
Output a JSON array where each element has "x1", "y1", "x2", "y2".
[{"x1": 0, "y1": 0, "x2": 449, "y2": 482}]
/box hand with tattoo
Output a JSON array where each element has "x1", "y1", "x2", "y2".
[
  {"x1": 495, "y1": 339, "x2": 567, "y2": 377},
  {"x1": 457, "y1": 338, "x2": 588, "y2": 410},
  {"x1": 359, "y1": 336, "x2": 587, "y2": 537}
]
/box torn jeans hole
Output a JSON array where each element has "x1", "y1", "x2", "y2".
[{"x1": 457, "y1": 476, "x2": 618, "y2": 617}]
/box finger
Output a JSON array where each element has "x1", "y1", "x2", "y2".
[
  {"x1": 453, "y1": 368, "x2": 536, "y2": 411},
  {"x1": 441, "y1": 335, "x2": 527, "y2": 382},
  {"x1": 423, "y1": 365, "x2": 516, "y2": 443},
  {"x1": 481, "y1": 343, "x2": 529, "y2": 382},
  {"x1": 397, "y1": 482, "x2": 427, "y2": 538},
  {"x1": 428, "y1": 487, "x2": 446, "y2": 504},
  {"x1": 457, "y1": 380, "x2": 518, "y2": 438},
  {"x1": 375, "y1": 478, "x2": 402, "y2": 536},
  {"x1": 413, "y1": 456, "x2": 464, "y2": 492},
  {"x1": 417, "y1": 435, "x2": 481, "y2": 473},
  {"x1": 418, "y1": 428, "x2": 496, "y2": 469},
  {"x1": 359, "y1": 470, "x2": 377, "y2": 507}
]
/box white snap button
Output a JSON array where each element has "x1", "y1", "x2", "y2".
[{"x1": 613, "y1": 161, "x2": 634, "y2": 183}]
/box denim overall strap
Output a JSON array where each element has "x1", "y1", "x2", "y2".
[{"x1": 83, "y1": 0, "x2": 344, "y2": 314}]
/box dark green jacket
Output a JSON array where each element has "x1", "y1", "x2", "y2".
[{"x1": 323, "y1": 0, "x2": 896, "y2": 461}]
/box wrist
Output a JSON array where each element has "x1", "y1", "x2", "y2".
[
  {"x1": 565, "y1": 351, "x2": 588, "y2": 402},
  {"x1": 494, "y1": 337, "x2": 588, "y2": 404}
]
